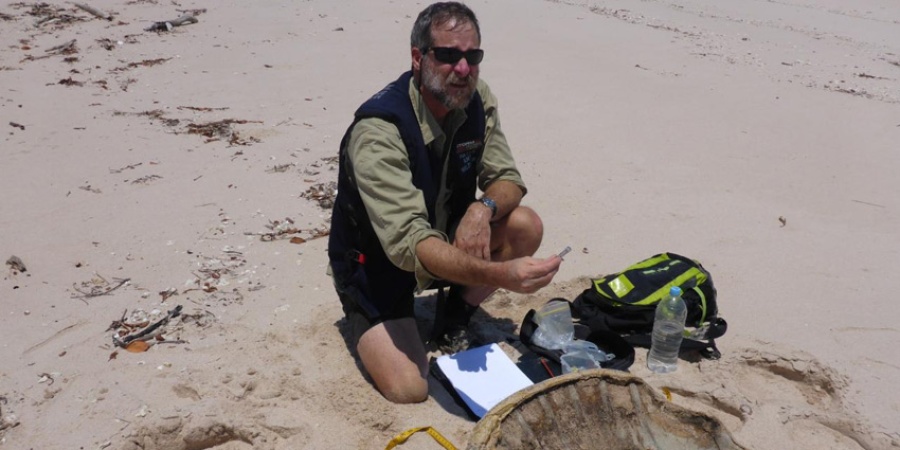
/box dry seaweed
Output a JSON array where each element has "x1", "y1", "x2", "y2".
[
  {"x1": 110, "y1": 57, "x2": 171, "y2": 72},
  {"x1": 6, "y1": 256, "x2": 26, "y2": 273},
  {"x1": 300, "y1": 181, "x2": 337, "y2": 209},
  {"x1": 185, "y1": 119, "x2": 261, "y2": 145},
  {"x1": 113, "y1": 109, "x2": 180, "y2": 127},
  {"x1": 177, "y1": 105, "x2": 228, "y2": 112},
  {"x1": 96, "y1": 38, "x2": 116, "y2": 50},
  {"x1": 72, "y1": 274, "x2": 130, "y2": 301},
  {"x1": 266, "y1": 163, "x2": 296, "y2": 173},
  {"x1": 129, "y1": 174, "x2": 162, "y2": 184},
  {"x1": 57, "y1": 77, "x2": 83, "y2": 86}
]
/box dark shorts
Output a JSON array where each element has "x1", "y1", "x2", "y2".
[
  {"x1": 330, "y1": 220, "x2": 466, "y2": 340},
  {"x1": 330, "y1": 254, "x2": 418, "y2": 342}
]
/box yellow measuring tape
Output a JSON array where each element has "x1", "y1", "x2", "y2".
[{"x1": 385, "y1": 426, "x2": 458, "y2": 450}]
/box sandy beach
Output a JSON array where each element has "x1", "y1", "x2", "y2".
[{"x1": 1, "y1": 0, "x2": 898, "y2": 449}]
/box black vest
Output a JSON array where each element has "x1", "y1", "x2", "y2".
[{"x1": 328, "y1": 71, "x2": 486, "y2": 282}]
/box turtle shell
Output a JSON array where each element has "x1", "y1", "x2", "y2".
[{"x1": 467, "y1": 369, "x2": 747, "y2": 450}]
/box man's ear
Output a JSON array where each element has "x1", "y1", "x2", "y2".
[{"x1": 411, "y1": 46, "x2": 423, "y2": 73}]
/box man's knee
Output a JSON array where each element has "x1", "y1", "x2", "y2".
[
  {"x1": 356, "y1": 319, "x2": 429, "y2": 404},
  {"x1": 499, "y1": 206, "x2": 543, "y2": 256},
  {"x1": 510, "y1": 205, "x2": 543, "y2": 238},
  {"x1": 378, "y1": 371, "x2": 429, "y2": 404}
]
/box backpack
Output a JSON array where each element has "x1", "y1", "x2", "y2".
[{"x1": 572, "y1": 252, "x2": 727, "y2": 359}]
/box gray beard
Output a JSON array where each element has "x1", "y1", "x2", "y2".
[{"x1": 422, "y1": 63, "x2": 475, "y2": 110}]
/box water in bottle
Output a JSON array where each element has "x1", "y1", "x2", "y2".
[{"x1": 647, "y1": 286, "x2": 687, "y2": 373}]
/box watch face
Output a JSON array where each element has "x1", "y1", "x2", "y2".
[{"x1": 480, "y1": 197, "x2": 497, "y2": 217}]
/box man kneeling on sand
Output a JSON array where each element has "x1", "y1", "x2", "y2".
[{"x1": 327, "y1": 2, "x2": 562, "y2": 404}]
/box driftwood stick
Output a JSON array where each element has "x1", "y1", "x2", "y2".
[
  {"x1": 114, "y1": 305, "x2": 183, "y2": 347},
  {"x1": 73, "y1": 2, "x2": 112, "y2": 21},
  {"x1": 145, "y1": 14, "x2": 198, "y2": 32},
  {"x1": 45, "y1": 39, "x2": 76, "y2": 54},
  {"x1": 169, "y1": 14, "x2": 198, "y2": 27}
]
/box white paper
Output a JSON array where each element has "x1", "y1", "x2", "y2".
[{"x1": 435, "y1": 343, "x2": 534, "y2": 417}]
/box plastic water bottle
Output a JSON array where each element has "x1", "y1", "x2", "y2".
[{"x1": 647, "y1": 286, "x2": 687, "y2": 373}]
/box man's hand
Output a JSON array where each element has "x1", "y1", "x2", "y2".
[
  {"x1": 500, "y1": 255, "x2": 562, "y2": 294},
  {"x1": 452, "y1": 202, "x2": 493, "y2": 260}
]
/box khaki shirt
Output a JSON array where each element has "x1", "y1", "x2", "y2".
[{"x1": 345, "y1": 76, "x2": 526, "y2": 291}]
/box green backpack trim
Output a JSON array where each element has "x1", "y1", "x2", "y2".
[{"x1": 589, "y1": 253, "x2": 716, "y2": 327}]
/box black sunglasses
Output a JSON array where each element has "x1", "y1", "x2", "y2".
[{"x1": 425, "y1": 47, "x2": 484, "y2": 65}]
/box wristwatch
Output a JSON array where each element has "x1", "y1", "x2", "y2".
[{"x1": 478, "y1": 196, "x2": 498, "y2": 218}]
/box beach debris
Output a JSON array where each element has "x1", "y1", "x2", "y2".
[
  {"x1": 134, "y1": 404, "x2": 150, "y2": 417},
  {"x1": 58, "y1": 77, "x2": 84, "y2": 87},
  {"x1": 78, "y1": 183, "x2": 101, "y2": 193},
  {"x1": 778, "y1": 216, "x2": 787, "y2": 227},
  {"x1": 71, "y1": 273, "x2": 130, "y2": 300},
  {"x1": 37, "y1": 372, "x2": 55, "y2": 385},
  {"x1": 180, "y1": 309, "x2": 216, "y2": 328},
  {"x1": 145, "y1": 14, "x2": 197, "y2": 32},
  {"x1": 73, "y1": 2, "x2": 113, "y2": 21},
  {"x1": 159, "y1": 288, "x2": 178, "y2": 301},
  {"x1": 109, "y1": 162, "x2": 142, "y2": 174},
  {"x1": 19, "y1": 2, "x2": 83, "y2": 29},
  {"x1": 96, "y1": 38, "x2": 116, "y2": 50},
  {"x1": 177, "y1": 105, "x2": 229, "y2": 112},
  {"x1": 110, "y1": 57, "x2": 171, "y2": 72},
  {"x1": 300, "y1": 181, "x2": 337, "y2": 209},
  {"x1": 112, "y1": 305, "x2": 183, "y2": 349},
  {"x1": 45, "y1": 39, "x2": 77, "y2": 55},
  {"x1": 117, "y1": 109, "x2": 180, "y2": 127},
  {"x1": 185, "y1": 119, "x2": 261, "y2": 145},
  {"x1": 184, "y1": 250, "x2": 249, "y2": 298},
  {"x1": 302, "y1": 156, "x2": 338, "y2": 176},
  {"x1": 129, "y1": 174, "x2": 163, "y2": 185},
  {"x1": 177, "y1": 8, "x2": 208, "y2": 17},
  {"x1": 6, "y1": 256, "x2": 26, "y2": 273},
  {"x1": 244, "y1": 217, "x2": 300, "y2": 241},
  {"x1": 8, "y1": 122, "x2": 25, "y2": 131},
  {"x1": 0, "y1": 414, "x2": 18, "y2": 432},
  {"x1": 243, "y1": 219, "x2": 328, "y2": 243},
  {"x1": 125, "y1": 340, "x2": 151, "y2": 353},
  {"x1": 266, "y1": 163, "x2": 296, "y2": 173}
]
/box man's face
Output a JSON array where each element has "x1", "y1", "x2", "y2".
[{"x1": 415, "y1": 20, "x2": 481, "y2": 114}]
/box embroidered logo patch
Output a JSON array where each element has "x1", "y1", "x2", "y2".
[
  {"x1": 455, "y1": 140, "x2": 482, "y2": 173},
  {"x1": 456, "y1": 140, "x2": 482, "y2": 154}
]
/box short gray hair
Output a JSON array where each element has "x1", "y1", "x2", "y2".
[{"x1": 410, "y1": 2, "x2": 481, "y2": 51}]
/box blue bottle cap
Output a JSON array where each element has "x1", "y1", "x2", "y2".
[{"x1": 670, "y1": 286, "x2": 683, "y2": 296}]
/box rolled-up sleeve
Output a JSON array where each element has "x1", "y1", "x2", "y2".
[
  {"x1": 346, "y1": 118, "x2": 447, "y2": 291},
  {"x1": 476, "y1": 80, "x2": 527, "y2": 195}
]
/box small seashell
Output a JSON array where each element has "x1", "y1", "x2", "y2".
[{"x1": 0, "y1": 413, "x2": 19, "y2": 430}]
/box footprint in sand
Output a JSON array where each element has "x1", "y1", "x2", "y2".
[{"x1": 657, "y1": 346, "x2": 892, "y2": 450}]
